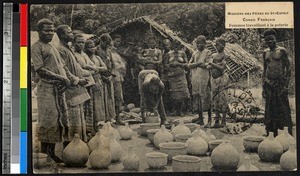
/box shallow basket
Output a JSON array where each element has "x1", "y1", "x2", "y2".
[{"x1": 172, "y1": 155, "x2": 201, "y2": 172}]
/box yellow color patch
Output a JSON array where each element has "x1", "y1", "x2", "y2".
[{"x1": 20, "y1": 47, "x2": 27, "y2": 88}]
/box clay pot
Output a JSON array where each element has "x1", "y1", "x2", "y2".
[
  {"x1": 171, "y1": 120, "x2": 191, "y2": 139},
  {"x1": 153, "y1": 125, "x2": 174, "y2": 148},
  {"x1": 62, "y1": 133, "x2": 89, "y2": 167},
  {"x1": 145, "y1": 113, "x2": 160, "y2": 123},
  {"x1": 130, "y1": 108, "x2": 141, "y2": 114},
  {"x1": 175, "y1": 134, "x2": 192, "y2": 143},
  {"x1": 186, "y1": 132, "x2": 208, "y2": 156},
  {"x1": 201, "y1": 129, "x2": 216, "y2": 143},
  {"x1": 280, "y1": 142, "x2": 297, "y2": 171},
  {"x1": 89, "y1": 134, "x2": 111, "y2": 169},
  {"x1": 275, "y1": 127, "x2": 295, "y2": 152},
  {"x1": 159, "y1": 142, "x2": 188, "y2": 161},
  {"x1": 258, "y1": 132, "x2": 283, "y2": 162},
  {"x1": 208, "y1": 140, "x2": 226, "y2": 152},
  {"x1": 145, "y1": 152, "x2": 168, "y2": 169},
  {"x1": 107, "y1": 122, "x2": 121, "y2": 140},
  {"x1": 118, "y1": 123, "x2": 133, "y2": 140},
  {"x1": 183, "y1": 123, "x2": 198, "y2": 132},
  {"x1": 172, "y1": 155, "x2": 201, "y2": 172},
  {"x1": 236, "y1": 156, "x2": 260, "y2": 171},
  {"x1": 211, "y1": 141, "x2": 240, "y2": 169},
  {"x1": 88, "y1": 129, "x2": 101, "y2": 153},
  {"x1": 140, "y1": 123, "x2": 160, "y2": 136},
  {"x1": 147, "y1": 129, "x2": 160, "y2": 144},
  {"x1": 243, "y1": 136, "x2": 265, "y2": 152},
  {"x1": 123, "y1": 146, "x2": 140, "y2": 170},
  {"x1": 109, "y1": 133, "x2": 123, "y2": 162},
  {"x1": 192, "y1": 125, "x2": 206, "y2": 136}
]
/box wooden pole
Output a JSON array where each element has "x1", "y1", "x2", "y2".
[
  {"x1": 70, "y1": 5, "x2": 75, "y2": 28},
  {"x1": 247, "y1": 71, "x2": 250, "y2": 87}
]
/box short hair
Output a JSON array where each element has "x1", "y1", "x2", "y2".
[
  {"x1": 111, "y1": 34, "x2": 121, "y2": 40},
  {"x1": 73, "y1": 33, "x2": 85, "y2": 42},
  {"x1": 195, "y1": 35, "x2": 206, "y2": 43},
  {"x1": 37, "y1": 19, "x2": 54, "y2": 31},
  {"x1": 263, "y1": 28, "x2": 277, "y2": 38},
  {"x1": 216, "y1": 37, "x2": 226, "y2": 45},
  {"x1": 99, "y1": 33, "x2": 112, "y2": 44},
  {"x1": 56, "y1": 25, "x2": 70, "y2": 39},
  {"x1": 85, "y1": 39, "x2": 94, "y2": 47}
]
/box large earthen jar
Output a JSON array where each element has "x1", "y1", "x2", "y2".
[
  {"x1": 186, "y1": 132, "x2": 208, "y2": 155},
  {"x1": 171, "y1": 120, "x2": 191, "y2": 139},
  {"x1": 153, "y1": 125, "x2": 173, "y2": 148},
  {"x1": 211, "y1": 141, "x2": 240, "y2": 169},
  {"x1": 275, "y1": 127, "x2": 295, "y2": 152},
  {"x1": 109, "y1": 131, "x2": 123, "y2": 162},
  {"x1": 123, "y1": 146, "x2": 140, "y2": 170},
  {"x1": 258, "y1": 132, "x2": 283, "y2": 162},
  {"x1": 280, "y1": 142, "x2": 297, "y2": 171},
  {"x1": 88, "y1": 129, "x2": 101, "y2": 153},
  {"x1": 118, "y1": 123, "x2": 133, "y2": 140},
  {"x1": 236, "y1": 156, "x2": 260, "y2": 171},
  {"x1": 62, "y1": 133, "x2": 89, "y2": 167},
  {"x1": 89, "y1": 134, "x2": 111, "y2": 169}
]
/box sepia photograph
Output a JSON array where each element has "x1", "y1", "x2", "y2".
[{"x1": 30, "y1": 2, "x2": 296, "y2": 173}]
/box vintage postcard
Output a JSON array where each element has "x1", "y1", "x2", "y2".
[{"x1": 30, "y1": 1, "x2": 296, "y2": 173}]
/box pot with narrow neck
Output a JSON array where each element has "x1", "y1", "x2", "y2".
[
  {"x1": 186, "y1": 131, "x2": 208, "y2": 156},
  {"x1": 123, "y1": 146, "x2": 140, "y2": 170},
  {"x1": 280, "y1": 142, "x2": 297, "y2": 171},
  {"x1": 153, "y1": 125, "x2": 173, "y2": 148},
  {"x1": 275, "y1": 127, "x2": 295, "y2": 152},
  {"x1": 237, "y1": 156, "x2": 260, "y2": 171},
  {"x1": 258, "y1": 132, "x2": 283, "y2": 162}
]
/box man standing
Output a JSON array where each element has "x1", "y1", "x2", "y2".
[
  {"x1": 56, "y1": 25, "x2": 90, "y2": 144},
  {"x1": 32, "y1": 19, "x2": 83, "y2": 162},
  {"x1": 262, "y1": 28, "x2": 292, "y2": 136}
]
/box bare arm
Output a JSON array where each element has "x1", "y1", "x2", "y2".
[{"x1": 281, "y1": 48, "x2": 291, "y2": 87}]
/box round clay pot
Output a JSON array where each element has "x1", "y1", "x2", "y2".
[
  {"x1": 123, "y1": 146, "x2": 140, "y2": 170},
  {"x1": 201, "y1": 129, "x2": 216, "y2": 143},
  {"x1": 33, "y1": 153, "x2": 48, "y2": 167},
  {"x1": 175, "y1": 134, "x2": 192, "y2": 143},
  {"x1": 89, "y1": 135, "x2": 111, "y2": 169},
  {"x1": 140, "y1": 123, "x2": 160, "y2": 136},
  {"x1": 211, "y1": 141, "x2": 240, "y2": 169},
  {"x1": 192, "y1": 125, "x2": 206, "y2": 136},
  {"x1": 171, "y1": 120, "x2": 191, "y2": 139},
  {"x1": 186, "y1": 132, "x2": 208, "y2": 156},
  {"x1": 208, "y1": 139, "x2": 227, "y2": 152},
  {"x1": 258, "y1": 132, "x2": 283, "y2": 162},
  {"x1": 110, "y1": 135, "x2": 123, "y2": 163},
  {"x1": 127, "y1": 103, "x2": 135, "y2": 110},
  {"x1": 118, "y1": 123, "x2": 133, "y2": 140},
  {"x1": 145, "y1": 152, "x2": 168, "y2": 169},
  {"x1": 243, "y1": 136, "x2": 265, "y2": 152},
  {"x1": 236, "y1": 156, "x2": 260, "y2": 171},
  {"x1": 183, "y1": 123, "x2": 198, "y2": 132},
  {"x1": 172, "y1": 155, "x2": 201, "y2": 172},
  {"x1": 147, "y1": 129, "x2": 160, "y2": 144},
  {"x1": 280, "y1": 142, "x2": 297, "y2": 171},
  {"x1": 275, "y1": 127, "x2": 295, "y2": 152},
  {"x1": 62, "y1": 134, "x2": 90, "y2": 167},
  {"x1": 159, "y1": 142, "x2": 188, "y2": 161},
  {"x1": 153, "y1": 125, "x2": 174, "y2": 148}
]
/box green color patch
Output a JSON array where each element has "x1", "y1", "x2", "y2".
[{"x1": 21, "y1": 88, "x2": 27, "y2": 131}]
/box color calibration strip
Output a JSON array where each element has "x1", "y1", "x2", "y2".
[
  {"x1": 20, "y1": 3, "x2": 28, "y2": 174},
  {"x1": 2, "y1": 3, "x2": 13, "y2": 174}
]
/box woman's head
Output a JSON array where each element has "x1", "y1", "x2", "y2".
[
  {"x1": 148, "y1": 36, "x2": 157, "y2": 49},
  {"x1": 215, "y1": 38, "x2": 226, "y2": 52},
  {"x1": 194, "y1": 35, "x2": 206, "y2": 51},
  {"x1": 99, "y1": 33, "x2": 113, "y2": 49},
  {"x1": 85, "y1": 39, "x2": 96, "y2": 55},
  {"x1": 172, "y1": 41, "x2": 181, "y2": 51}
]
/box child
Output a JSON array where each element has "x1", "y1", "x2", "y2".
[{"x1": 207, "y1": 38, "x2": 229, "y2": 128}]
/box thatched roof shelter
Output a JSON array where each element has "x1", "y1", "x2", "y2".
[{"x1": 95, "y1": 16, "x2": 261, "y2": 82}]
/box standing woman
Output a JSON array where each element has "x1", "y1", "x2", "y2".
[
  {"x1": 142, "y1": 36, "x2": 163, "y2": 74},
  {"x1": 165, "y1": 41, "x2": 190, "y2": 116},
  {"x1": 96, "y1": 34, "x2": 116, "y2": 123},
  {"x1": 188, "y1": 35, "x2": 212, "y2": 125},
  {"x1": 85, "y1": 39, "x2": 107, "y2": 133}
]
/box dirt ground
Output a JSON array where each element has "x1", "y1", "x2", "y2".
[{"x1": 32, "y1": 87, "x2": 297, "y2": 174}]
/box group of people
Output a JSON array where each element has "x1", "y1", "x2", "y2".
[{"x1": 32, "y1": 17, "x2": 293, "y2": 163}]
